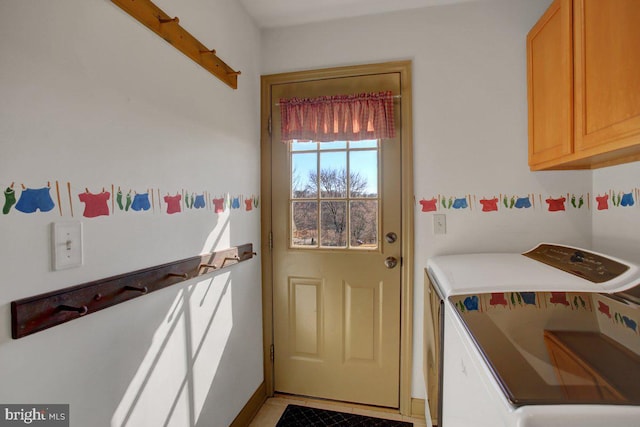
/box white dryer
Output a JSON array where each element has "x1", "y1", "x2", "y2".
[{"x1": 424, "y1": 243, "x2": 640, "y2": 427}]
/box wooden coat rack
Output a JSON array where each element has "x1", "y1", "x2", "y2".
[
  {"x1": 111, "y1": 0, "x2": 240, "y2": 89},
  {"x1": 11, "y1": 243, "x2": 255, "y2": 339}
]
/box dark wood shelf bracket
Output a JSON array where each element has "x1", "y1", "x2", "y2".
[{"x1": 11, "y1": 243, "x2": 255, "y2": 339}]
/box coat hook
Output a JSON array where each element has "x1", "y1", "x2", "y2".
[
  {"x1": 58, "y1": 304, "x2": 88, "y2": 316},
  {"x1": 199, "y1": 49, "x2": 216, "y2": 55},
  {"x1": 227, "y1": 70, "x2": 241, "y2": 76},
  {"x1": 158, "y1": 16, "x2": 179, "y2": 24},
  {"x1": 199, "y1": 263, "x2": 218, "y2": 270},
  {"x1": 167, "y1": 272, "x2": 188, "y2": 279},
  {"x1": 125, "y1": 284, "x2": 148, "y2": 294},
  {"x1": 242, "y1": 251, "x2": 257, "y2": 257},
  {"x1": 221, "y1": 256, "x2": 240, "y2": 266}
]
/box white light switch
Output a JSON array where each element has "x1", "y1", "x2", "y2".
[
  {"x1": 433, "y1": 214, "x2": 446, "y2": 234},
  {"x1": 52, "y1": 221, "x2": 83, "y2": 270}
]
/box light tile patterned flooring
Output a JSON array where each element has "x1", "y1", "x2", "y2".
[{"x1": 249, "y1": 394, "x2": 428, "y2": 427}]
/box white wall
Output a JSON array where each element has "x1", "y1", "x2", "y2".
[
  {"x1": 0, "y1": 0, "x2": 262, "y2": 426},
  {"x1": 261, "y1": 0, "x2": 594, "y2": 399},
  {"x1": 592, "y1": 162, "x2": 640, "y2": 264}
]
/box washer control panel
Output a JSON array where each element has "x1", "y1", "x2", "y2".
[{"x1": 523, "y1": 244, "x2": 629, "y2": 283}]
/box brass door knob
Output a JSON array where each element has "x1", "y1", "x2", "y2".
[{"x1": 384, "y1": 256, "x2": 398, "y2": 269}]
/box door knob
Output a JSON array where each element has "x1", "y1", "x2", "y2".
[{"x1": 384, "y1": 256, "x2": 398, "y2": 269}]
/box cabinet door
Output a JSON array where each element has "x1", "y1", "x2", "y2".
[
  {"x1": 527, "y1": 0, "x2": 573, "y2": 168},
  {"x1": 574, "y1": 0, "x2": 640, "y2": 155}
]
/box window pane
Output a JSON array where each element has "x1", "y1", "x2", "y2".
[
  {"x1": 292, "y1": 201, "x2": 318, "y2": 247},
  {"x1": 320, "y1": 201, "x2": 347, "y2": 247},
  {"x1": 349, "y1": 139, "x2": 378, "y2": 149},
  {"x1": 349, "y1": 150, "x2": 378, "y2": 198},
  {"x1": 350, "y1": 200, "x2": 378, "y2": 248},
  {"x1": 292, "y1": 152, "x2": 317, "y2": 198},
  {"x1": 319, "y1": 141, "x2": 347, "y2": 150},
  {"x1": 319, "y1": 152, "x2": 347, "y2": 198},
  {"x1": 291, "y1": 140, "x2": 317, "y2": 151},
  {"x1": 288, "y1": 139, "x2": 381, "y2": 251}
]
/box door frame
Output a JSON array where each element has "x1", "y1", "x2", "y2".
[{"x1": 260, "y1": 60, "x2": 414, "y2": 415}]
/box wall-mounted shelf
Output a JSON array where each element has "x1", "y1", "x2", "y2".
[
  {"x1": 11, "y1": 243, "x2": 255, "y2": 339},
  {"x1": 111, "y1": 0, "x2": 240, "y2": 89}
]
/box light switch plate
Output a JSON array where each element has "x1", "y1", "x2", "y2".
[
  {"x1": 433, "y1": 214, "x2": 446, "y2": 234},
  {"x1": 52, "y1": 221, "x2": 83, "y2": 270}
]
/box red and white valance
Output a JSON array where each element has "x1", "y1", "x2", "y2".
[{"x1": 279, "y1": 91, "x2": 396, "y2": 142}]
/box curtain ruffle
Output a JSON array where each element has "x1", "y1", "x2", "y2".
[{"x1": 279, "y1": 91, "x2": 395, "y2": 142}]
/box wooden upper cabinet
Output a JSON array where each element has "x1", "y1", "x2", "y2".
[
  {"x1": 527, "y1": 0, "x2": 640, "y2": 170},
  {"x1": 527, "y1": 0, "x2": 573, "y2": 168},
  {"x1": 574, "y1": 0, "x2": 640, "y2": 156}
]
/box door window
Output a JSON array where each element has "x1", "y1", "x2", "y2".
[{"x1": 290, "y1": 140, "x2": 379, "y2": 249}]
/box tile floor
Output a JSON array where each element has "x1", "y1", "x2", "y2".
[{"x1": 249, "y1": 394, "x2": 428, "y2": 426}]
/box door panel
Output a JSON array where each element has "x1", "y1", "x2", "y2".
[
  {"x1": 290, "y1": 278, "x2": 322, "y2": 357},
  {"x1": 271, "y1": 72, "x2": 402, "y2": 407},
  {"x1": 527, "y1": 0, "x2": 573, "y2": 167},
  {"x1": 574, "y1": 0, "x2": 640, "y2": 152},
  {"x1": 344, "y1": 281, "x2": 378, "y2": 362}
]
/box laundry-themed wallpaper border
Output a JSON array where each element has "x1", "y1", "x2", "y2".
[
  {"x1": 1, "y1": 180, "x2": 259, "y2": 219},
  {"x1": 417, "y1": 188, "x2": 639, "y2": 213}
]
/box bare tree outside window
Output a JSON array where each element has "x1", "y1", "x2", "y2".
[
  {"x1": 292, "y1": 168, "x2": 377, "y2": 248},
  {"x1": 290, "y1": 141, "x2": 379, "y2": 249},
  {"x1": 350, "y1": 200, "x2": 378, "y2": 247}
]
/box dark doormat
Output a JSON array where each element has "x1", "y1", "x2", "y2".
[{"x1": 275, "y1": 404, "x2": 413, "y2": 427}]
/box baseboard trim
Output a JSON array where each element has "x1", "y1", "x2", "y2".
[
  {"x1": 411, "y1": 398, "x2": 425, "y2": 418},
  {"x1": 230, "y1": 381, "x2": 267, "y2": 427}
]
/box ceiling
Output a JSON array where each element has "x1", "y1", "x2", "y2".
[{"x1": 240, "y1": 0, "x2": 482, "y2": 29}]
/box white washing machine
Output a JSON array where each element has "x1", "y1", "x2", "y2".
[{"x1": 423, "y1": 243, "x2": 640, "y2": 427}]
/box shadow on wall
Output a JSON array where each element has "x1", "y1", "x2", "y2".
[
  {"x1": 111, "y1": 273, "x2": 235, "y2": 426},
  {"x1": 111, "y1": 214, "x2": 247, "y2": 426}
]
